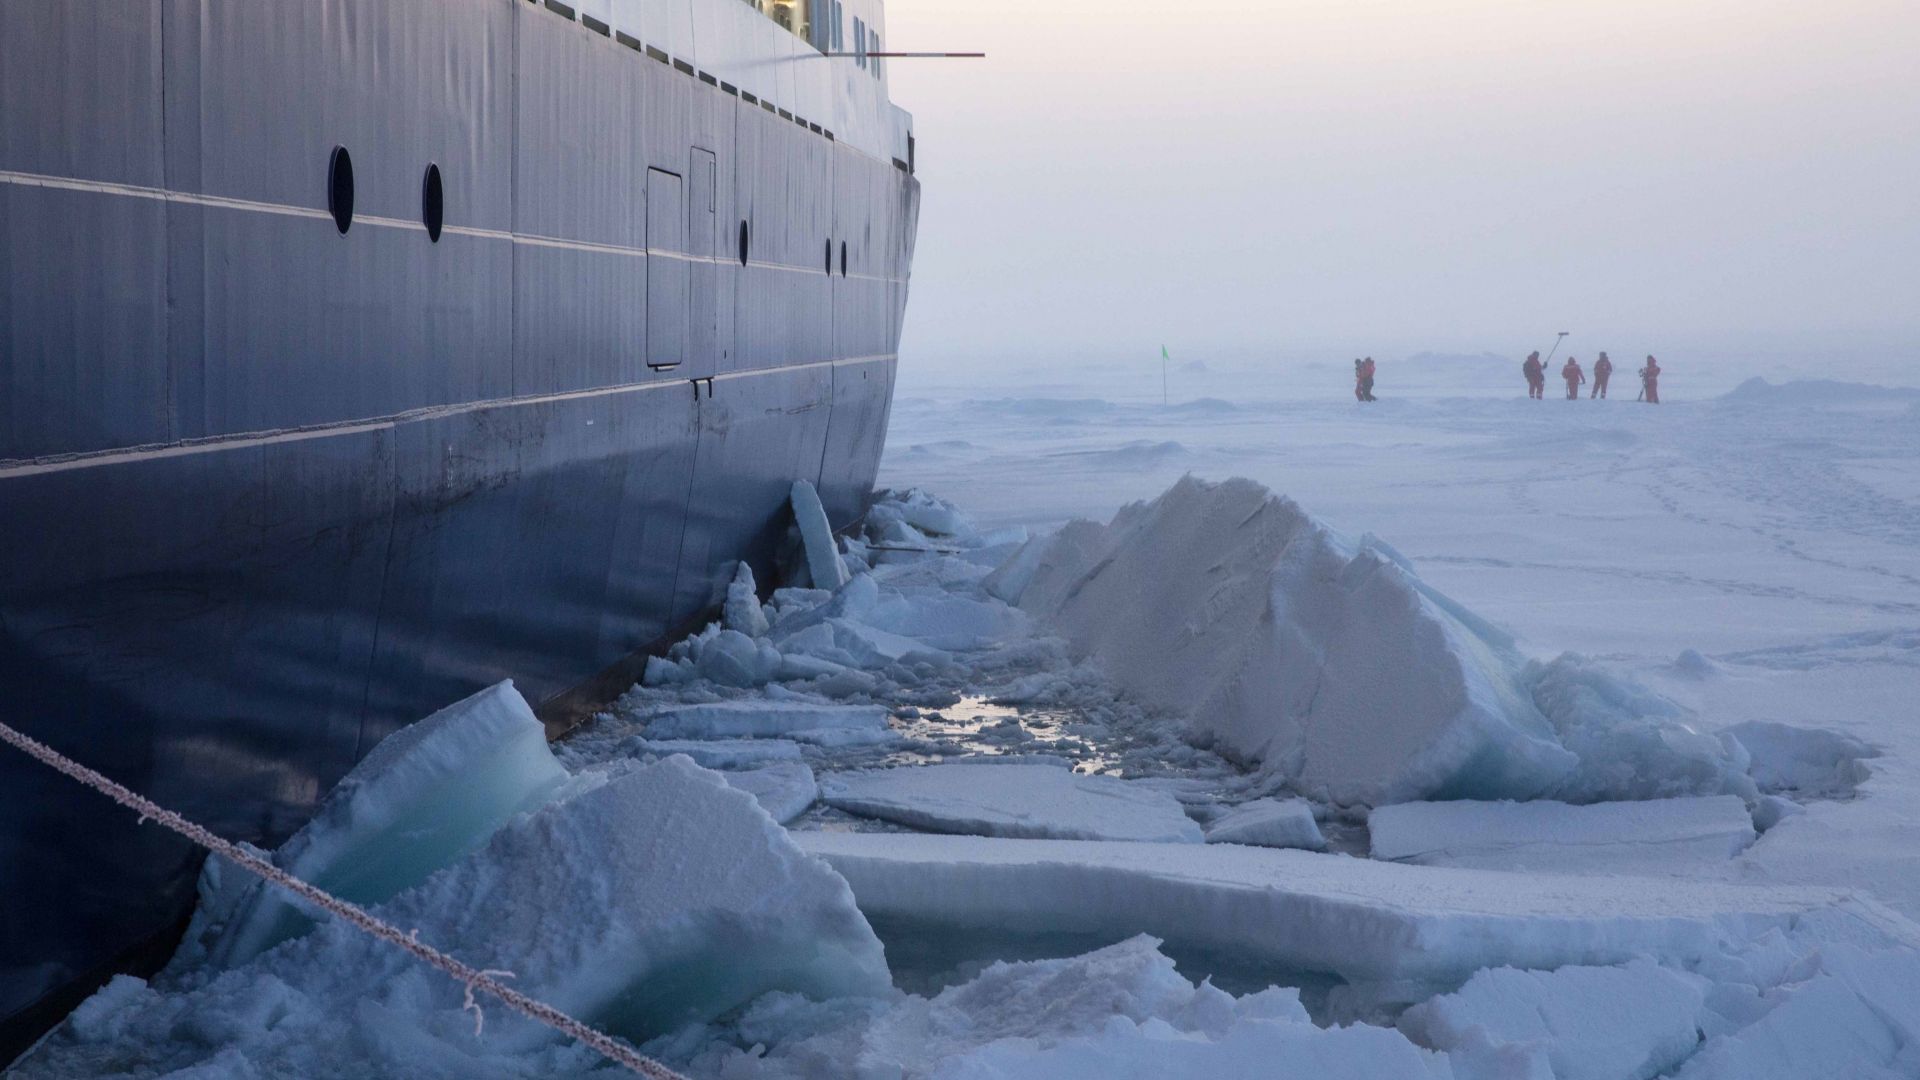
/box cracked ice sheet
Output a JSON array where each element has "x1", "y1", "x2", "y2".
[
  {"x1": 821, "y1": 762, "x2": 1204, "y2": 843},
  {"x1": 796, "y1": 832, "x2": 1920, "y2": 986},
  {"x1": 1368, "y1": 795, "x2": 1757, "y2": 876}
]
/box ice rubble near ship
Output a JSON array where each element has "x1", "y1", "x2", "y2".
[{"x1": 19, "y1": 480, "x2": 1920, "y2": 1078}]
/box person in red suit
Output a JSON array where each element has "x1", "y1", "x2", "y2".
[
  {"x1": 1522, "y1": 352, "x2": 1545, "y2": 399},
  {"x1": 1562, "y1": 357, "x2": 1585, "y2": 400},
  {"x1": 1591, "y1": 352, "x2": 1613, "y2": 398},
  {"x1": 1640, "y1": 355, "x2": 1662, "y2": 404}
]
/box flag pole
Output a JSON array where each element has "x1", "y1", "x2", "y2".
[{"x1": 1161, "y1": 345, "x2": 1169, "y2": 406}]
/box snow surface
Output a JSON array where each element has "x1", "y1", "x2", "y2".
[
  {"x1": 795, "y1": 832, "x2": 1918, "y2": 985},
  {"x1": 1369, "y1": 796, "x2": 1757, "y2": 875},
  {"x1": 821, "y1": 762, "x2": 1204, "y2": 843},
  {"x1": 1204, "y1": 797, "x2": 1326, "y2": 850}
]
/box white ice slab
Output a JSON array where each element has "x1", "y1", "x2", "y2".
[
  {"x1": 821, "y1": 763, "x2": 1204, "y2": 843},
  {"x1": 724, "y1": 761, "x2": 820, "y2": 824},
  {"x1": 1369, "y1": 796, "x2": 1758, "y2": 875},
  {"x1": 642, "y1": 699, "x2": 891, "y2": 739},
  {"x1": 1205, "y1": 798, "x2": 1326, "y2": 850},
  {"x1": 796, "y1": 832, "x2": 1920, "y2": 985},
  {"x1": 791, "y1": 478, "x2": 850, "y2": 589}
]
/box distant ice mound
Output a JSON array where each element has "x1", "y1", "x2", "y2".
[
  {"x1": 994, "y1": 476, "x2": 1753, "y2": 807},
  {"x1": 1721, "y1": 377, "x2": 1920, "y2": 406}
]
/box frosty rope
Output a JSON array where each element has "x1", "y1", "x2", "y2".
[{"x1": 0, "y1": 718, "x2": 688, "y2": 1080}]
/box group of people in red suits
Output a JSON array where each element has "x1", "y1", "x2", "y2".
[{"x1": 1523, "y1": 351, "x2": 1661, "y2": 402}]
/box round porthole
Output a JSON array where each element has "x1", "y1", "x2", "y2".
[
  {"x1": 327, "y1": 146, "x2": 355, "y2": 235},
  {"x1": 421, "y1": 163, "x2": 444, "y2": 243},
  {"x1": 841, "y1": 240, "x2": 848, "y2": 277},
  {"x1": 825, "y1": 238, "x2": 833, "y2": 275},
  {"x1": 738, "y1": 220, "x2": 750, "y2": 266}
]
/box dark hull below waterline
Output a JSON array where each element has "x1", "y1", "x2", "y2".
[{"x1": 0, "y1": 0, "x2": 916, "y2": 1057}]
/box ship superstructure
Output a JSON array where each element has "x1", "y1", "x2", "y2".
[{"x1": 0, "y1": 0, "x2": 918, "y2": 1057}]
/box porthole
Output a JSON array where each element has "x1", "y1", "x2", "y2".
[
  {"x1": 327, "y1": 146, "x2": 355, "y2": 234},
  {"x1": 421, "y1": 163, "x2": 444, "y2": 243},
  {"x1": 825, "y1": 238, "x2": 833, "y2": 275},
  {"x1": 840, "y1": 241, "x2": 848, "y2": 277},
  {"x1": 738, "y1": 219, "x2": 750, "y2": 266}
]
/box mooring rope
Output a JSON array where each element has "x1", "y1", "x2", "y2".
[{"x1": 0, "y1": 718, "x2": 688, "y2": 1080}]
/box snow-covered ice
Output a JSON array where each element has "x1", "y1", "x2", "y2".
[
  {"x1": 1368, "y1": 796, "x2": 1757, "y2": 875},
  {"x1": 1204, "y1": 797, "x2": 1326, "y2": 850},
  {"x1": 821, "y1": 762, "x2": 1204, "y2": 843},
  {"x1": 1002, "y1": 475, "x2": 1753, "y2": 807}
]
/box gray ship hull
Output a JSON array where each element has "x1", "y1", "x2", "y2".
[{"x1": 0, "y1": 0, "x2": 916, "y2": 1057}]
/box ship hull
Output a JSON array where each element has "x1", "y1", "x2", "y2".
[{"x1": 0, "y1": 0, "x2": 915, "y2": 1056}]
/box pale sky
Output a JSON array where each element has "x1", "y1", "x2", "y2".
[{"x1": 884, "y1": 0, "x2": 1920, "y2": 369}]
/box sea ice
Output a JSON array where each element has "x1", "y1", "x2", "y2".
[
  {"x1": 1725, "y1": 719, "x2": 1877, "y2": 799},
  {"x1": 1368, "y1": 796, "x2": 1757, "y2": 875},
  {"x1": 724, "y1": 761, "x2": 821, "y2": 824},
  {"x1": 672, "y1": 935, "x2": 1452, "y2": 1080},
  {"x1": 641, "y1": 699, "x2": 892, "y2": 740},
  {"x1": 791, "y1": 479, "x2": 851, "y2": 589},
  {"x1": 625, "y1": 737, "x2": 805, "y2": 770},
  {"x1": 1204, "y1": 798, "x2": 1326, "y2": 850},
  {"x1": 820, "y1": 762, "x2": 1205, "y2": 843},
  {"x1": 184, "y1": 680, "x2": 570, "y2": 969},
  {"x1": 796, "y1": 832, "x2": 1919, "y2": 985},
  {"x1": 1399, "y1": 958, "x2": 1709, "y2": 1080},
  {"x1": 1671, "y1": 945, "x2": 1920, "y2": 1079},
  {"x1": 724, "y1": 561, "x2": 772, "y2": 637},
  {"x1": 1003, "y1": 476, "x2": 1753, "y2": 807},
  {"x1": 19, "y1": 757, "x2": 891, "y2": 1076}
]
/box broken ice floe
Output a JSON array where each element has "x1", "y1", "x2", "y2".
[
  {"x1": 821, "y1": 762, "x2": 1204, "y2": 843},
  {"x1": 724, "y1": 761, "x2": 822, "y2": 825},
  {"x1": 1368, "y1": 796, "x2": 1757, "y2": 876},
  {"x1": 797, "y1": 831, "x2": 1918, "y2": 986},
  {"x1": 641, "y1": 700, "x2": 893, "y2": 742},
  {"x1": 1399, "y1": 958, "x2": 1709, "y2": 1080},
  {"x1": 23, "y1": 750, "x2": 890, "y2": 1076},
  {"x1": 665, "y1": 934, "x2": 1454, "y2": 1080},
  {"x1": 1203, "y1": 797, "x2": 1327, "y2": 851},
  {"x1": 997, "y1": 476, "x2": 1756, "y2": 807},
  {"x1": 181, "y1": 680, "x2": 571, "y2": 970}
]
